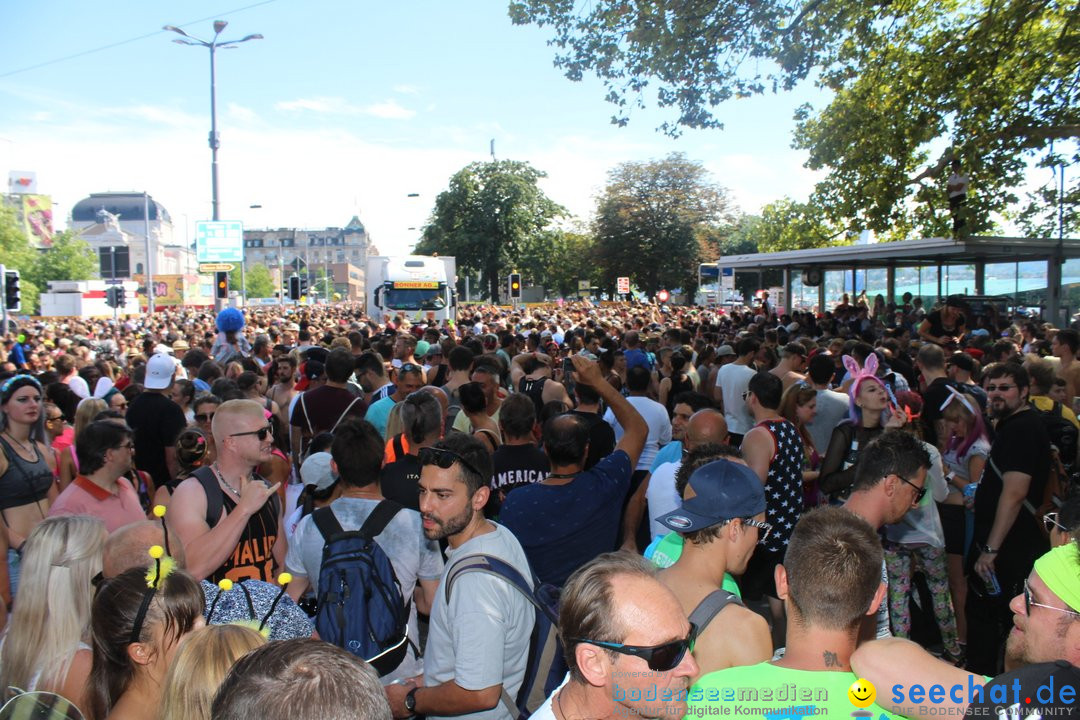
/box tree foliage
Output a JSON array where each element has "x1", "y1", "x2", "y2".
[
  {"x1": 237, "y1": 263, "x2": 276, "y2": 299},
  {"x1": 593, "y1": 153, "x2": 736, "y2": 297},
  {"x1": 510, "y1": 0, "x2": 1080, "y2": 236},
  {"x1": 2, "y1": 205, "x2": 100, "y2": 314},
  {"x1": 417, "y1": 160, "x2": 565, "y2": 303},
  {"x1": 517, "y1": 229, "x2": 599, "y2": 298},
  {"x1": 740, "y1": 198, "x2": 848, "y2": 253}
]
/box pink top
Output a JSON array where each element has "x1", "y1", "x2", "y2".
[{"x1": 48, "y1": 475, "x2": 145, "y2": 532}]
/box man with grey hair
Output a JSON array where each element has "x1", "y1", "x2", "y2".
[
  {"x1": 533, "y1": 551, "x2": 698, "y2": 720},
  {"x1": 212, "y1": 638, "x2": 392, "y2": 720}
]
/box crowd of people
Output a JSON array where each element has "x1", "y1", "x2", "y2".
[{"x1": 0, "y1": 290, "x2": 1078, "y2": 720}]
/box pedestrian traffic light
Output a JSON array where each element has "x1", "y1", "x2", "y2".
[
  {"x1": 4, "y1": 270, "x2": 20, "y2": 312},
  {"x1": 115, "y1": 286, "x2": 127, "y2": 307},
  {"x1": 288, "y1": 275, "x2": 300, "y2": 301},
  {"x1": 215, "y1": 272, "x2": 229, "y2": 299},
  {"x1": 105, "y1": 286, "x2": 122, "y2": 308},
  {"x1": 509, "y1": 273, "x2": 521, "y2": 300}
]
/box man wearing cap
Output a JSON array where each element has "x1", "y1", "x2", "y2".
[
  {"x1": 919, "y1": 296, "x2": 967, "y2": 346},
  {"x1": 768, "y1": 342, "x2": 807, "y2": 392},
  {"x1": 126, "y1": 353, "x2": 187, "y2": 496},
  {"x1": 655, "y1": 458, "x2": 772, "y2": 677},
  {"x1": 851, "y1": 541, "x2": 1080, "y2": 718},
  {"x1": 946, "y1": 351, "x2": 988, "y2": 408}
]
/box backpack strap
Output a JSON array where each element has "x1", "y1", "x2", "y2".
[
  {"x1": 357, "y1": 499, "x2": 404, "y2": 540},
  {"x1": 687, "y1": 589, "x2": 742, "y2": 634},
  {"x1": 330, "y1": 397, "x2": 363, "y2": 433},
  {"x1": 192, "y1": 466, "x2": 224, "y2": 529},
  {"x1": 312, "y1": 505, "x2": 345, "y2": 541},
  {"x1": 391, "y1": 433, "x2": 406, "y2": 461},
  {"x1": 299, "y1": 393, "x2": 315, "y2": 436}
]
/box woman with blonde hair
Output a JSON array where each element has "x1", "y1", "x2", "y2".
[
  {"x1": 157, "y1": 624, "x2": 265, "y2": 720},
  {"x1": 58, "y1": 397, "x2": 108, "y2": 490},
  {"x1": 0, "y1": 515, "x2": 107, "y2": 711}
]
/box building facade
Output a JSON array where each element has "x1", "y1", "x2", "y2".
[{"x1": 243, "y1": 215, "x2": 376, "y2": 301}]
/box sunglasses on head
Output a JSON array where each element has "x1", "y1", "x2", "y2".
[
  {"x1": 230, "y1": 425, "x2": 273, "y2": 441},
  {"x1": 418, "y1": 446, "x2": 483, "y2": 479},
  {"x1": 571, "y1": 623, "x2": 697, "y2": 672}
]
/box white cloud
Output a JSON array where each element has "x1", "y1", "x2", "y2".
[
  {"x1": 393, "y1": 84, "x2": 421, "y2": 95},
  {"x1": 274, "y1": 96, "x2": 415, "y2": 120}
]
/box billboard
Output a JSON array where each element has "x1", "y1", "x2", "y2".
[
  {"x1": 195, "y1": 221, "x2": 243, "y2": 263},
  {"x1": 22, "y1": 194, "x2": 53, "y2": 248},
  {"x1": 8, "y1": 171, "x2": 36, "y2": 194}
]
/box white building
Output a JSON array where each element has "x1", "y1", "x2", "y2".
[{"x1": 69, "y1": 192, "x2": 197, "y2": 278}]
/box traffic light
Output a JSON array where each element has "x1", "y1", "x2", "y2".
[
  {"x1": 4, "y1": 270, "x2": 20, "y2": 312},
  {"x1": 215, "y1": 272, "x2": 229, "y2": 299},
  {"x1": 105, "y1": 286, "x2": 120, "y2": 308},
  {"x1": 288, "y1": 275, "x2": 300, "y2": 301},
  {"x1": 509, "y1": 272, "x2": 521, "y2": 300},
  {"x1": 299, "y1": 275, "x2": 309, "y2": 297},
  {"x1": 115, "y1": 286, "x2": 126, "y2": 307}
]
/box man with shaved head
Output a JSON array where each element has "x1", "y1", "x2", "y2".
[
  {"x1": 643, "y1": 409, "x2": 728, "y2": 540},
  {"x1": 500, "y1": 356, "x2": 646, "y2": 587}
]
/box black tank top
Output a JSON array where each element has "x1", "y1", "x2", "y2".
[
  {"x1": 518, "y1": 376, "x2": 548, "y2": 416},
  {"x1": 0, "y1": 435, "x2": 53, "y2": 512}
]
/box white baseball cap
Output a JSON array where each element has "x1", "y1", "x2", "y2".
[
  {"x1": 300, "y1": 452, "x2": 337, "y2": 491},
  {"x1": 144, "y1": 352, "x2": 176, "y2": 390}
]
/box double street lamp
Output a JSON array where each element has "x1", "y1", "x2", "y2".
[{"x1": 164, "y1": 21, "x2": 262, "y2": 223}]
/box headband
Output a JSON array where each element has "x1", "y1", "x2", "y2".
[
  {"x1": 939, "y1": 385, "x2": 977, "y2": 415},
  {"x1": 1, "y1": 374, "x2": 42, "y2": 401},
  {"x1": 129, "y1": 544, "x2": 175, "y2": 644},
  {"x1": 1033, "y1": 543, "x2": 1080, "y2": 613}
]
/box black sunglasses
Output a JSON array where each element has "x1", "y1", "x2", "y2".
[
  {"x1": 230, "y1": 425, "x2": 273, "y2": 441},
  {"x1": 570, "y1": 623, "x2": 697, "y2": 672},
  {"x1": 194, "y1": 412, "x2": 215, "y2": 423},
  {"x1": 897, "y1": 474, "x2": 927, "y2": 503},
  {"x1": 418, "y1": 446, "x2": 483, "y2": 479},
  {"x1": 400, "y1": 363, "x2": 424, "y2": 374}
]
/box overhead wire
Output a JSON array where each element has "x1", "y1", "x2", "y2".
[{"x1": 0, "y1": 0, "x2": 278, "y2": 79}]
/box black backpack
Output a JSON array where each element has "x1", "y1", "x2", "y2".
[
  {"x1": 312, "y1": 501, "x2": 412, "y2": 676},
  {"x1": 444, "y1": 554, "x2": 565, "y2": 720},
  {"x1": 1030, "y1": 399, "x2": 1078, "y2": 470}
]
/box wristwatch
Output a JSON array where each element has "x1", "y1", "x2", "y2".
[
  {"x1": 982, "y1": 544, "x2": 999, "y2": 554},
  {"x1": 404, "y1": 687, "x2": 419, "y2": 715}
]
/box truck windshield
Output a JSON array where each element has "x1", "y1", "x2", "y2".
[{"x1": 384, "y1": 287, "x2": 446, "y2": 310}]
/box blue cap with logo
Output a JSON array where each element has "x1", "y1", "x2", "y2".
[{"x1": 657, "y1": 459, "x2": 767, "y2": 533}]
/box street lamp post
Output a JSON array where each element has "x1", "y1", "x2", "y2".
[{"x1": 164, "y1": 20, "x2": 261, "y2": 308}]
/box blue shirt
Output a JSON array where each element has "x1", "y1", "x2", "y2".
[
  {"x1": 499, "y1": 450, "x2": 632, "y2": 587},
  {"x1": 650, "y1": 441, "x2": 682, "y2": 472}
]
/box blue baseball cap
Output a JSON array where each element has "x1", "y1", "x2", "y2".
[{"x1": 657, "y1": 459, "x2": 767, "y2": 533}]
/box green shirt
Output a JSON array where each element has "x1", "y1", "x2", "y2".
[{"x1": 689, "y1": 662, "x2": 904, "y2": 720}]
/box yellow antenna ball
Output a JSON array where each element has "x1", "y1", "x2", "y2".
[
  {"x1": 148, "y1": 545, "x2": 165, "y2": 559},
  {"x1": 277, "y1": 572, "x2": 292, "y2": 585},
  {"x1": 218, "y1": 579, "x2": 234, "y2": 591},
  {"x1": 153, "y1": 505, "x2": 167, "y2": 518}
]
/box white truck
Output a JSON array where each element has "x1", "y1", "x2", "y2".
[{"x1": 365, "y1": 255, "x2": 457, "y2": 323}]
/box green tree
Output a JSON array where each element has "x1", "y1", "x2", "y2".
[
  {"x1": 510, "y1": 0, "x2": 1080, "y2": 236},
  {"x1": 0, "y1": 204, "x2": 42, "y2": 314},
  {"x1": 417, "y1": 160, "x2": 565, "y2": 303},
  {"x1": 25, "y1": 230, "x2": 97, "y2": 292},
  {"x1": 518, "y1": 229, "x2": 598, "y2": 298},
  {"x1": 593, "y1": 153, "x2": 736, "y2": 297},
  {"x1": 741, "y1": 198, "x2": 848, "y2": 253},
  {"x1": 240, "y1": 264, "x2": 276, "y2": 299}
]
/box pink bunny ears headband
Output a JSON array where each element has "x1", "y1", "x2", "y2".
[{"x1": 843, "y1": 353, "x2": 881, "y2": 398}]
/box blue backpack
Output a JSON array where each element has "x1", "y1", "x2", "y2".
[
  {"x1": 444, "y1": 554, "x2": 566, "y2": 720},
  {"x1": 312, "y1": 501, "x2": 411, "y2": 676}
]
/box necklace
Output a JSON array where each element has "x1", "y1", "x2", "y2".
[
  {"x1": 547, "y1": 472, "x2": 578, "y2": 479},
  {"x1": 3, "y1": 431, "x2": 35, "y2": 457},
  {"x1": 212, "y1": 463, "x2": 244, "y2": 498},
  {"x1": 555, "y1": 687, "x2": 592, "y2": 720}
]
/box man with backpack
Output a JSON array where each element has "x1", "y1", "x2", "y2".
[
  {"x1": 385, "y1": 433, "x2": 535, "y2": 720},
  {"x1": 285, "y1": 418, "x2": 442, "y2": 684}
]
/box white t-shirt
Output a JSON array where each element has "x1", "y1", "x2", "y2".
[
  {"x1": 646, "y1": 460, "x2": 682, "y2": 540},
  {"x1": 948, "y1": 172, "x2": 969, "y2": 198},
  {"x1": 716, "y1": 363, "x2": 756, "y2": 435},
  {"x1": 530, "y1": 674, "x2": 570, "y2": 720},
  {"x1": 603, "y1": 396, "x2": 672, "y2": 471}
]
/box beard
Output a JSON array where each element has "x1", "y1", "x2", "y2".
[{"x1": 423, "y1": 503, "x2": 474, "y2": 541}]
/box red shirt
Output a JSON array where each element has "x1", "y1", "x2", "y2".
[{"x1": 48, "y1": 475, "x2": 145, "y2": 531}]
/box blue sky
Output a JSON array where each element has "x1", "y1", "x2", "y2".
[{"x1": 0, "y1": 0, "x2": 825, "y2": 255}]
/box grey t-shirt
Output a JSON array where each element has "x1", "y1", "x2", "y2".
[
  {"x1": 425, "y1": 523, "x2": 535, "y2": 720},
  {"x1": 285, "y1": 497, "x2": 444, "y2": 683},
  {"x1": 806, "y1": 388, "x2": 850, "y2": 454}
]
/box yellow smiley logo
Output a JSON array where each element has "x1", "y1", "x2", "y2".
[{"x1": 848, "y1": 678, "x2": 876, "y2": 708}]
